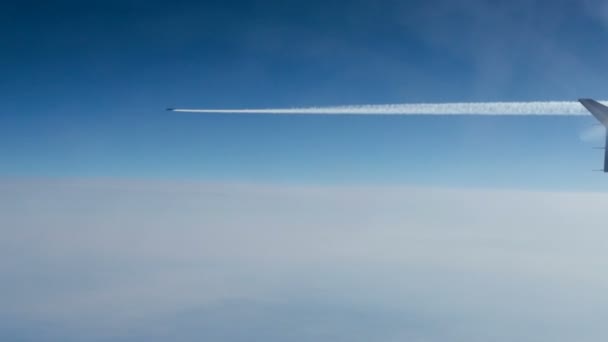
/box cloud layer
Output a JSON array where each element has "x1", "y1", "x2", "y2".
[{"x1": 2, "y1": 180, "x2": 608, "y2": 341}]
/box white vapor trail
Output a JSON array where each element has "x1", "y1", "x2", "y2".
[{"x1": 169, "y1": 101, "x2": 607, "y2": 116}]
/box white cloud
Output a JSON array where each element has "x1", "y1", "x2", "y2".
[{"x1": 1, "y1": 179, "x2": 608, "y2": 341}]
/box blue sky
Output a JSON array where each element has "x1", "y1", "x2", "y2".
[
  {"x1": 3, "y1": 0, "x2": 608, "y2": 189},
  {"x1": 5, "y1": 1, "x2": 608, "y2": 341}
]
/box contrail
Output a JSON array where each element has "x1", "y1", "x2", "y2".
[{"x1": 169, "y1": 100, "x2": 607, "y2": 116}]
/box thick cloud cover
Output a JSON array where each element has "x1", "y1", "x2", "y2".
[{"x1": 1, "y1": 180, "x2": 608, "y2": 341}]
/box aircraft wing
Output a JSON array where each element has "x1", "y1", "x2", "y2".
[{"x1": 579, "y1": 99, "x2": 608, "y2": 172}]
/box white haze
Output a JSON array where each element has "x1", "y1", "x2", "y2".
[
  {"x1": 171, "y1": 100, "x2": 607, "y2": 115},
  {"x1": 3, "y1": 180, "x2": 608, "y2": 341},
  {"x1": 579, "y1": 124, "x2": 606, "y2": 143}
]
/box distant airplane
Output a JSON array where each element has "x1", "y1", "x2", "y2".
[{"x1": 579, "y1": 99, "x2": 608, "y2": 172}]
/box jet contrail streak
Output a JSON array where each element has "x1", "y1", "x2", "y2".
[{"x1": 169, "y1": 101, "x2": 608, "y2": 116}]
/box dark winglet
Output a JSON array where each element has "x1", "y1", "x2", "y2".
[
  {"x1": 579, "y1": 99, "x2": 608, "y2": 172},
  {"x1": 579, "y1": 99, "x2": 608, "y2": 127},
  {"x1": 603, "y1": 129, "x2": 608, "y2": 173}
]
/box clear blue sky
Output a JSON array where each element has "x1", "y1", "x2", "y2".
[{"x1": 3, "y1": 0, "x2": 608, "y2": 190}]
